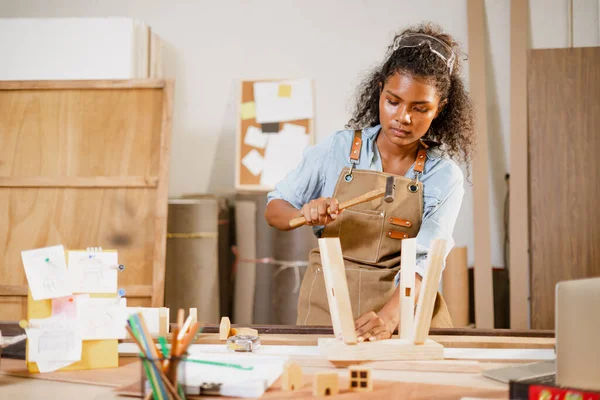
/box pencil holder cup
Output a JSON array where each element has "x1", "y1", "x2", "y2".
[{"x1": 139, "y1": 355, "x2": 188, "y2": 400}]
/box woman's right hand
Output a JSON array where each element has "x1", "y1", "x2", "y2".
[{"x1": 301, "y1": 197, "x2": 340, "y2": 226}]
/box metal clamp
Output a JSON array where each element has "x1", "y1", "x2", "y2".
[{"x1": 226, "y1": 335, "x2": 260, "y2": 352}]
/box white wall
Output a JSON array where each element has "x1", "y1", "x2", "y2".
[{"x1": 0, "y1": 0, "x2": 598, "y2": 269}]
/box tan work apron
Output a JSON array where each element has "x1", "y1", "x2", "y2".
[{"x1": 297, "y1": 131, "x2": 453, "y2": 329}]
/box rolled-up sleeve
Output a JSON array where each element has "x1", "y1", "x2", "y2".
[
  {"x1": 394, "y1": 163, "x2": 465, "y2": 285},
  {"x1": 267, "y1": 136, "x2": 333, "y2": 209}
]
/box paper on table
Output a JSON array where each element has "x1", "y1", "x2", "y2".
[
  {"x1": 21, "y1": 245, "x2": 72, "y2": 300},
  {"x1": 244, "y1": 125, "x2": 269, "y2": 149},
  {"x1": 181, "y1": 353, "x2": 287, "y2": 398},
  {"x1": 125, "y1": 307, "x2": 169, "y2": 336},
  {"x1": 240, "y1": 101, "x2": 256, "y2": 120},
  {"x1": 253, "y1": 79, "x2": 313, "y2": 123},
  {"x1": 77, "y1": 297, "x2": 127, "y2": 340},
  {"x1": 67, "y1": 250, "x2": 118, "y2": 293},
  {"x1": 242, "y1": 149, "x2": 265, "y2": 176},
  {"x1": 25, "y1": 315, "x2": 82, "y2": 363},
  {"x1": 260, "y1": 129, "x2": 310, "y2": 188}
]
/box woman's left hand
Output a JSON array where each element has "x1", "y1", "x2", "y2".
[{"x1": 354, "y1": 311, "x2": 396, "y2": 342}]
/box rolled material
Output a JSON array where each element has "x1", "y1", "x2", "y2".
[
  {"x1": 442, "y1": 247, "x2": 470, "y2": 327},
  {"x1": 165, "y1": 198, "x2": 220, "y2": 323}
]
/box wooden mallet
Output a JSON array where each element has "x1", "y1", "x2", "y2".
[{"x1": 289, "y1": 175, "x2": 396, "y2": 229}]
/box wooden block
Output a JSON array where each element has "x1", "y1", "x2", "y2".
[
  {"x1": 158, "y1": 307, "x2": 168, "y2": 336},
  {"x1": 313, "y1": 371, "x2": 339, "y2": 397},
  {"x1": 399, "y1": 238, "x2": 416, "y2": 339},
  {"x1": 219, "y1": 317, "x2": 231, "y2": 340},
  {"x1": 348, "y1": 365, "x2": 373, "y2": 392},
  {"x1": 413, "y1": 239, "x2": 447, "y2": 344},
  {"x1": 318, "y1": 238, "x2": 357, "y2": 345},
  {"x1": 281, "y1": 361, "x2": 303, "y2": 392},
  {"x1": 318, "y1": 338, "x2": 443, "y2": 362},
  {"x1": 230, "y1": 327, "x2": 258, "y2": 337},
  {"x1": 189, "y1": 307, "x2": 198, "y2": 324}
]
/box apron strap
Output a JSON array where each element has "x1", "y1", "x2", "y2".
[{"x1": 349, "y1": 130, "x2": 362, "y2": 163}]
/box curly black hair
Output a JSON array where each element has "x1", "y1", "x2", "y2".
[{"x1": 347, "y1": 22, "x2": 475, "y2": 166}]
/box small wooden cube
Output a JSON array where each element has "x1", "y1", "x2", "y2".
[
  {"x1": 158, "y1": 307, "x2": 169, "y2": 336},
  {"x1": 281, "y1": 361, "x2": 303, "y2": 391},
  {"x1": 348, "y1": 366, "x2": 372, "y2": 392},
  {"x1": 219, "y1": 317, "x2": 231, "y2": 340},
  {"x1": 313, "y1": 372, "x2": 339, "y2": 397},
  {"x1": 230, "y1": 327, "x2": 258, "y2": 337}
]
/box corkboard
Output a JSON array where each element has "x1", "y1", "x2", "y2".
[
  {"x1": 0, "y1": 79, "x2": 174, "y2": 320},
  {"x1": 235, "y1": 80, "x2": 314, "y2": 192}
]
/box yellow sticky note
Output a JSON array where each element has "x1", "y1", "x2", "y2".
[
  {"x1": 241, "y1": 101, "x2": 256, "y2": 120},
  {"x1": 278, "y1": 84, "x2": 292, "y2": 98}
]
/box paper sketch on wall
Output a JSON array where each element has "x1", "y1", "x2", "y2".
[
  {"x1": 21, "y1": 245, "x2": 72, "y2": 300},
  {"x1": 67, "y1": 250, "x2": 119, "y2": 294}
]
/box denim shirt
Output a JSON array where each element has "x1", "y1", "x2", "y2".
[{"x1": 267, "y1": 125, "x2": 465, "y2": 283}]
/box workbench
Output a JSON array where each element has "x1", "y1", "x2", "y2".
[{"x1": 0, "y1": 325, "x2": 555, "y2": 399}]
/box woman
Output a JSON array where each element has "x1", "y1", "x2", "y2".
[{"x1": 265, "y1": 23, "x2": 475, "y2": 342}]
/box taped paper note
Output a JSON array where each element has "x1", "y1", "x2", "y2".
[
  {"x1": 242, "y1": 149, "x2": 265, "y2": 176},
  {"x1": 278, "y1": 83, "x2": 292, "y2": 98},
  {"x1": 260, "y1": 129, "x2": 309, "y2": 188},
  {"x1": 281, "y1": 123, "x2": 307, "y2": 136},
  {"x1": 253, "y1": 79, "x2": 314, "y2": 123},
  {"x1": 241, "y1": 101, "x2": 256, "y2": 120},
  {"x1": 25, "y1": 315, "x2": 82, "y2": 363},
  {"x1": 52, "y1": 294, "x2": 90, "y2": 319},
  {"x1": 244, "y1": 126, "x2": 268, "y2": 149},
  {"x1": 77, "y1": 297, "x2": 127, "y2": 340},
  {"x1": 21, "y1": 245, "x2": 72, "y2": 300},
  {"x1": 67, "y1": 250, "x2": 118, "y2": 293}
]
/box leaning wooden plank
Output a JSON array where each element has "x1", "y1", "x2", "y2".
[
  {"x1": 151, "y1": 80, "x2": 174, "y2": 307},
  {"x1": 318, "y1": 238, "x2": 357, "y2": 345},
  {"x1": 466, "y1": 0, "x2": 495, "y2": 329},
  {"x1": 509, "y1": 0, "x2": 530, "y2": 330},
  {"x1": 412, "y1": 239, "x2": 447, "y2": 344},
  {"x1": 0, "y1": 176, "x2": 159, "y2": 188},
  {"x1": 317, "y1": 338, "x2": 443, "y2": 361},
  {"x1": 0, "y1": 79, "x2": 166, "y2": 90},
  {"x1": 399, "y1": 238, "x2": 416, "y2": 339}
]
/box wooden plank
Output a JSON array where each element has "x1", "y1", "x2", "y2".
[
  {"x1": 291, "y1": 357, "x2": 482, "y2": 373},
  {"x1": 413, "y1": 239, "x2": 446, "y2": 344},
  {"x1": 528, "y1": 48, "x2": 600, "y2": 329},
  {"x1": 318, "y1": 238, "x2": 358, "y2": 345},
  {"x1": 0, "y1": 79, "x2": 166, "y2": 90},
  {"x1": 197, "y1": 324, "x2": 555, "y2": 337},
  {"x1": 318, "y1": 338, "x2": 443, "y2": 361},
  {"x1": 466, "y1": 0, "x2": 495, "y2": 329},
  {"x1": 399, "y1": 238, "x2": 416, "y2": 339},
  {"x1": 0, "y1": 284, "x2": 152, "y2": 298},
  {"x1": 0, "y1": 176, "x2": 158, "y2": 188},
  {"x1": 151, "y1": 80, "x2": 174, "y2": 307},
  {"x1": 443, "y1": 247, "x2": 470, "y2": 327},
  {"x1": 509, "y1": 0, "x2": 530, "y2": 330}
]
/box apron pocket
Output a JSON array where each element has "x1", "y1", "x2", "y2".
[{"x1": 338, "y1": 208, "x2": 385, "y2": 264}]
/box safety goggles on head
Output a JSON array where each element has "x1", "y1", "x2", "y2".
[{"x1": 392, "y1": 33, "x2": 456, "y2": 75}]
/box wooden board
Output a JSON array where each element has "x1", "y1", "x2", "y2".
[
  {"x1": 442, "y1": 247, "x2": 469, "y2": 328},
  {"x1": 466, "y1": 0, "x2": 495, "y2": 329},
  {"x1": 399, "y1": 238, "x2": 416, "y2": 339},
  {"x1": 235, "y1": 80, "x2": 314, "y2": 191},
  {"x1": 0, "y1": 79, "x2": 174, "y2": 319},
  {"x1": 318, "y1": 238, "x2": 357, "y2": 344},
  {"x1": 318, "y1": 338, "x2": 443, "y2": 361},
  {"x1": 509, "y1": 0, "x2": 530, "y2": 330},
  {"x1": 528, "y1": 47, "x2": 600, "y2": 329}
]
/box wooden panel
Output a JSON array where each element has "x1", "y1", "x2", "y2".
[
  {"x1": 0, "y1": 80, "x2": 173, "y2": 318},
  {"x1": 0, "y1": 89, "x2": 162, "y2": 178},
  {"x1": 0, "y1": 79, "x2": 165, "y2": 90},
  {"x1": 528, "y1": 47, "x2": 600, "y2": 329},
  {"x1": 466, "y1": 0, "x2": 495, "y2": 329},
  {"x1": 509, "y1": 0, "x2": 530, "y2": 330}
]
